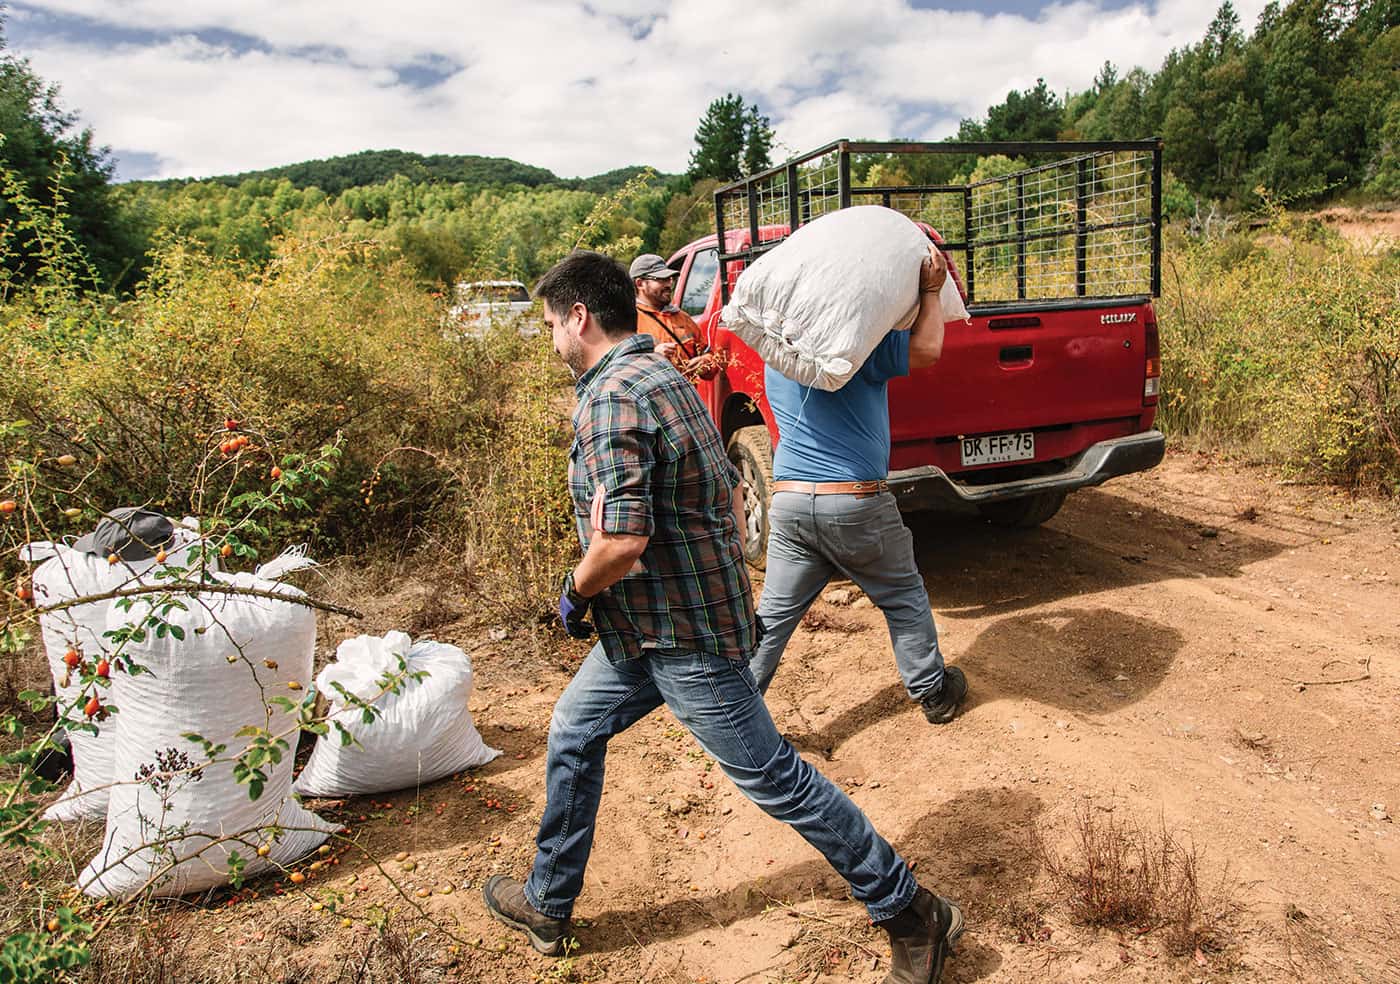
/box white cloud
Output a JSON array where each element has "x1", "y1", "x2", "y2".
[{"x1": 13, "y1": 0, "x2": 1272, "y2": 180}]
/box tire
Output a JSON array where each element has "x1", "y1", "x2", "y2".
[
  {"x1": 977, "y1": 490, "x2": 1068, "y2": 528},
  {"x1": 727, "y1": 425, "x2": 773, "y2": 570}
]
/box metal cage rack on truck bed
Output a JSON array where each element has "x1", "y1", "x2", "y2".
[{"x1": 713, "y1": 138, "x2": 1163, "y2": 314}]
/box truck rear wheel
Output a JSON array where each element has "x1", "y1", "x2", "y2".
[
  {"x1": 727, "y1": 426, "x2": 772, "y2": 570},
  {"x1": 977, "y1": 490, "x2": 1067, "y2": 528}
]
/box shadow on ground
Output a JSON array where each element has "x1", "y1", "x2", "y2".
[
  {"x1": 905, "y1": 486, "x2": 1290, "y2": 619},
  {"x1": 583, "y1": 786, "x2": 1044, "y2": 984},
  {"x1": 787, "y1": 606, "x2": 1182, "y2": 757}
]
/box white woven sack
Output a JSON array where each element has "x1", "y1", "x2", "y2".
[
  {"x1": 79, "y1": 571, "x2": 333, "y2": 899},
  {"x1": 721, "y1": 205, "x2": 970, "y2": 391},
  {"x1": 25, "y1": 520, "x2": 209, "y2": 822},
  {"x1": 293, "y1": 632, "x2": 500, "y2": 798}
]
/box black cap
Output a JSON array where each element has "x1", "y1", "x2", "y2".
[{"x1": 72, "y1": 507, "x2": 176, "y2": 561}]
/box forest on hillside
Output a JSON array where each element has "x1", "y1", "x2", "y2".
[{"x1": 0, "y1": 0, "x2": 1395, "y2": 292}]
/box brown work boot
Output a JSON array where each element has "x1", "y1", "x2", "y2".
[
  {"x1": 878, "y1": 887, "x2": 964, "y2": 983},
  {"x1": 482, "y1": 874, "x2": 572, "y2": 956}
]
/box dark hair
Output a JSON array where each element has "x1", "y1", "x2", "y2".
[{"x1": 533, "y1": 250, "x2": 637, "y2": 338}]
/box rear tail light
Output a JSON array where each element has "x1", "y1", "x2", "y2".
[{"x1": 1143, "y1": 318, "x2": 1161, "y2": 404}]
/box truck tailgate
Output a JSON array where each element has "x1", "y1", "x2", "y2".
[{"x1": 889, "y1": 303, "x2": 1150, "y2": 445}]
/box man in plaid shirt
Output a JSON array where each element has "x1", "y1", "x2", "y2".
[{"x1": 482, "y1": 251, "x2": 964, "y2": 984}]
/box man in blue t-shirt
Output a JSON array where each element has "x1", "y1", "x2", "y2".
[{"x1": 749, "y1": 245, "x2": 968, "y2": 725}]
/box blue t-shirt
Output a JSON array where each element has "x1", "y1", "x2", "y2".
[{"x1": 768, "y1": 330, "x2": 911, "y2": 482}]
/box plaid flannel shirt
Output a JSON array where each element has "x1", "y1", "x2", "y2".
[{"x1": 569, "y1": 332, "x2": 757, "y2": 662}]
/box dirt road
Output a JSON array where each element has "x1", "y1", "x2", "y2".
[{"x1": 103, "y1": 450, "x2": 1400, "y2": 982}]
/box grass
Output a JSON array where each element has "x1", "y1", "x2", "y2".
[{"x1": 1155, "y1": 210, "x2": 1400, "y2": 492}]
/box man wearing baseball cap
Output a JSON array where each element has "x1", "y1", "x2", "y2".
[{"x1": 630, "y1": 253, "x2": 719, "y2": 381}]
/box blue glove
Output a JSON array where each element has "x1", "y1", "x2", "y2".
[{"x1": 559, "y1": 572, "x2": 595, "y2": 639}]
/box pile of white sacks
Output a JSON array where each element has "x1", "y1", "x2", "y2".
[{"x1": 28, "y1": 519, "x2": 497, "y2": 900}]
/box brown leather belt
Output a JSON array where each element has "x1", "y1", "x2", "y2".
[{"x1": 771, "y1": 480, "x2": 890, "y2": 498}]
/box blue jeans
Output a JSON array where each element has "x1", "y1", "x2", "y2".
[
  {"x1": 524, "y1": 643, "x2": 918, "y2": 922},
  {"x1": 751, "y1": 491, "x2": 945, "y2": 699}
]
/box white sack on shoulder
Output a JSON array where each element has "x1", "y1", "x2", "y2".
[
  {"x1": 79, "y1": 572, "x2": 332, "y2": 899},
  {"x1": 293, "y1": 634, "x2": 499, "y2": 798},
  {"x1": 30, "y1": 522, "x2": 210, "y2": 823},
  {"x1": 721, "y1": 205, "x2": 969, "y2": 391}
]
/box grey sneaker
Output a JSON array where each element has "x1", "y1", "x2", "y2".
[
  {"x1": 880, "y1": 887, "x2": 964, "y2": 984},
  {"x1": 482, "y1": 875, "x2": 572, "y2": 955},
  {"x1": 919, "y1": 665, "x2": 967, "y2": 724}
]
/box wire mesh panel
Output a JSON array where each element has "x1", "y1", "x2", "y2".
[
  {"x1": 851, "y1": 186, "x2": 969, "y2": 296},
  {"x1": 716, "y1": 144, "x2": 845, "y2": 258},
  {"x1": 714, "y1": 139, "x2": 1161, "y2": 308},
  {"x1": 963, "y1": 149, "x2": 1156, "y2": 302}
]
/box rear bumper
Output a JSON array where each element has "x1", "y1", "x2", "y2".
[{"x1": 887, "y1": 429, "x2": 1165, "y2": 508}]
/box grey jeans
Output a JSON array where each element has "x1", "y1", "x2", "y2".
[{"x1": 750, "y1": 490, "x2": 946, "y2": 700}]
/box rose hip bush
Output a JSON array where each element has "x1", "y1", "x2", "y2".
[{"x1": 0, "y1": 162, "x2": 577, "y2": 981}]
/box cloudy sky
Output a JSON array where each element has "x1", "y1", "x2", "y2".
[{"x1": 5, "y1": 0, "x2": 1269, "y2": 182}]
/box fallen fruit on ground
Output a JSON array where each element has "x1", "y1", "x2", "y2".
[
  {"x1": 57, "y1": 454, "x2": 77, "y2": 466},
  {"x1": 0, "y1": 500, "x2": 16, "y2": 514},
  {"x1": 289, "y1": 871, "x2": 306, "y2": 884}
]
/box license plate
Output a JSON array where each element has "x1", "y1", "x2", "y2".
[{"x1": 961, "y1": 431, "x2": 1035, "y2": 467}]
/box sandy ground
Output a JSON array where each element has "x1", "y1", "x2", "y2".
[
  {"x1": 25, "y1": 449, "x2": 1400, "y2": 983},
  {"x1": 1314, "y1": 206, "x2": 1400, "y2": 247}
]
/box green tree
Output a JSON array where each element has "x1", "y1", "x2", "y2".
[
  {"x1": 982, "y1": 78, "x2": 1064, "y2": 141},
  {"x1": 689, "y1": 94, "x2": 746, "y2": 181},
  {"x1": 688, "y1": 94, "x2": 773, "y2": 181},
  {"x1": 658, "y1": 178, "x2": 719, "y2": 255},
  {"x1": 0, "y1": 24, "x2": 138, "y2": 289},
  {"x1": 743, "y1": 104, "x2": 775, "y2": 175}
]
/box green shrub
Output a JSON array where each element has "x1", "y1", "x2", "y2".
[
  {"x1": 1158, "y1": 213, "x2": 1400, "y2": 491},
  {"x1": 0, "y1": 230, "x2": 498, "y2": 556}
]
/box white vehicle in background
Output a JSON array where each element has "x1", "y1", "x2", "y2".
[{"x1": 448, "y1": 280, "x2": 537, "y2": 336}]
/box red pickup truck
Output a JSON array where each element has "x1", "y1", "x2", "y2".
[{"x1": 664, "y1": 139, "x2": 1166, "y2": 568}]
